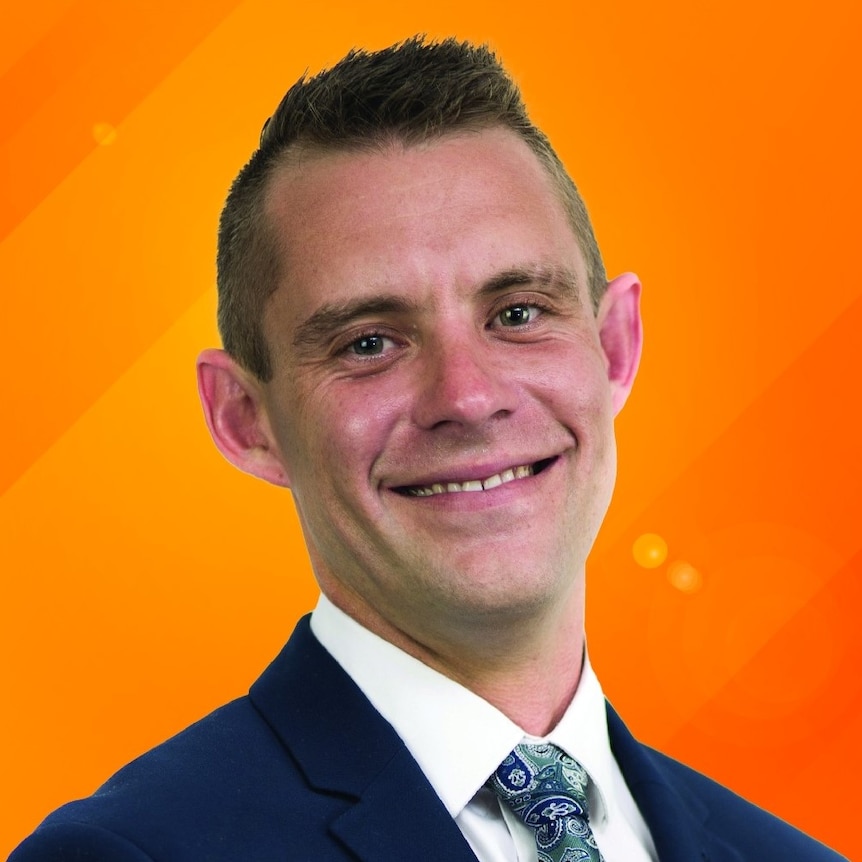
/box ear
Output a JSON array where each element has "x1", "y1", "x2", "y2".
[
  {"x1": 196, "y1": 348, "x2": 290, "y2": 487},
  {"x1": 596, "y1": 272, "x2": 643, "y2": 415}
]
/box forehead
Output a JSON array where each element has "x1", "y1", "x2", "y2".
[{"x1": 262, "y1": 128, "x2": 587, "y2": 326}]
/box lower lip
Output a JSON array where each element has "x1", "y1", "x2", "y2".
[{"x1": 391, "y1": 457, "x2": 561, "y2": 511}]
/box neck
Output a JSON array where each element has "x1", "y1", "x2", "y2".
[{"x1": 322, "y1": 580, "x2": 586, "y2": 736}]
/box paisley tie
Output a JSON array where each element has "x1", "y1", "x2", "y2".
[{"x1": 487, "y1": 742, "x2": 605, "y2": 862}]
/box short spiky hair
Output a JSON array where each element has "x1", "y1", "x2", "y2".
[{"x1": 217, "y1": 36, "x2": 607, "y2": 380}]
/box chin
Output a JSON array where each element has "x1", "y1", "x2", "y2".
[{"x1": 433, "y1": 556, "x2": 579, "y2": 620}]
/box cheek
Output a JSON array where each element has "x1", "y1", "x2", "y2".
[
  {"x1": 291, "y1": 383, "x2": 407, "y2": 478},
  {"x1": 528, "y1": 350, "x2": 613, "y2": 430},
  {"x1": 339, "y1": 400, "x2": 389, "y2": 445}
]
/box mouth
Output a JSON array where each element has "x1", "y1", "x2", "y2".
[{"x1": 394, "y1": 457, "x2": 558, "y2": 497}]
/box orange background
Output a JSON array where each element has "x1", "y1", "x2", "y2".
[{"x1": 2, "y1": 1, "x2": 860, "y2": 858}]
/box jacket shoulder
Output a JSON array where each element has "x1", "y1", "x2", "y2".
[
  {"x1": 9, "y1": 696, "x2": 345, "y2": 862},
  {"x1": 606, "y1": 705, "x2": 847, "y2": 861},
  {"x1": 645, "y1": 744, "x2": 849, "y2": 861},
  {"x1": 9, "y1": 821, "x2": 157, "y2": 862}
]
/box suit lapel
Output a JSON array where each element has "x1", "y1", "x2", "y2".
[
  {"x1": 606, "y1": 703, "x2": 744, "y2": 862},
  {"x1": 249, "y1": 616, "x2": 478, "y2": 862},
  {"x1": 329, "y1": 746, "x2": 480, "y2": 862}
]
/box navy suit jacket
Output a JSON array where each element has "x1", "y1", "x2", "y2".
[{"x1": 10, "y1": 615, "x2": 847, "y2": 861}]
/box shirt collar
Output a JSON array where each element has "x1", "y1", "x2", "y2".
[
  {"x1": 541, "y1": 654, "x2": 613, "y2": 826},
  {"x1": 310, "y1": 594, "x2": 613, "y2": 823}
]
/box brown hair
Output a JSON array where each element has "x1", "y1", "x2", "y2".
[{"x1": 217, "y1": 36, "x2": 607, "y2": 380}]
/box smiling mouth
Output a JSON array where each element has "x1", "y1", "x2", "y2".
[{"x1": 396, "y1": 457, "x2": 557, "y2": 497}]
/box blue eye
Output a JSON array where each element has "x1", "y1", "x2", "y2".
[{"x1": 498, "y1": 305, "x2": 534, "y2": 326}]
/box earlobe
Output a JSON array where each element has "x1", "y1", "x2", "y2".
[
  {"x1": 596, "y1": 272, "x2": 643, "y2": 415},
  {"x1": 196, "y1": 349, "x2": 291, "y2": 487}
]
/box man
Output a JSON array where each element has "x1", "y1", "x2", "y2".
[{"x1": 10, "y1": 36, "x2": 846, "y2": 862}]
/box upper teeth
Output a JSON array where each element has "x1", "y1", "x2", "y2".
[{"x1": 405, "y1": 464, "x2": 534, "y2": 496}]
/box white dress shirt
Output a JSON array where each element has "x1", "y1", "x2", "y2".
[{"x1": 311, "y1": 595, "x2": 657, "y2": 862}]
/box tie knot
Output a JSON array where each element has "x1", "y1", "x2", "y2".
[
  {"x1": 488, "y1": 742, "x2": 591, "y2": 813},
  {"x1": 488, "y1": 742, "x2": 589, "y2": 829},
  {"x1": 487, "y1": 743, "x2": 601, "y2": 860}
]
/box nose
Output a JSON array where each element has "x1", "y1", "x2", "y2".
[{"x1": 412, "y1": 337, "x2": 518, "y2": 430}]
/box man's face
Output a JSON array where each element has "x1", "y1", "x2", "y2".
[{"x1": 256, "y1": 128, "x2": 638, "y2": 646}]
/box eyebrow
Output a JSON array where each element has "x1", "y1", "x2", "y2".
[
  {"x1": 290, "y1": 263, "x2": 583, "y2": 350},
  {"x1": 292, "y1": 295, "x2": 421, "y2": 350},
  {"x1": 478, "y1": 265, "x2": 582, "y2": 302}
]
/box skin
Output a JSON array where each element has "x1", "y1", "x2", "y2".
[{"x1": 198, "y1": 127, "x2": 642, "y2": 734}]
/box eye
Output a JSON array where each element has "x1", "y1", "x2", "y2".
[
  {"x1": 347, "y1": 334, "x2": 395, "y2": 356},
  {"x1": 497, "y1": 304, "x2": 538, "y2": 326}
]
